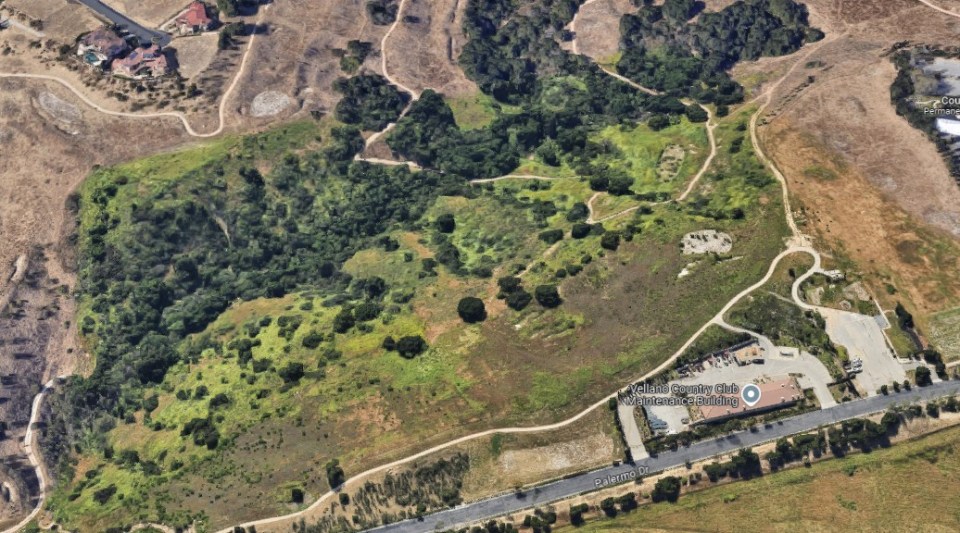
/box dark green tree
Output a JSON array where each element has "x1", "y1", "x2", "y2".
[
  {"x1": 457, "y1": 297, "x2": 487, "y2": 323},
  {"x1": 534, "y1": 285, "x2": 562, "y2": 308}
]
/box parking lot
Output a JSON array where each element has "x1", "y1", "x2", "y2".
[
  {"x1": 631, "y1": 339, "x2": 838, "y2": 436},
  {"x1": 821, "y1": 308, "x2": 909, "y2": 395},
  {"x1": 674, "y1": 349, "x2": 837, "y2": 408}
]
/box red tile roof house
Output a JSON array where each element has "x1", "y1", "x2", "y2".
[
  {"x1": 111, "y1": 44, "x2": 170, "y2": 79},
  {"x1": 175, "y1": 1, "x2": 216, "y2": 35},
  {"x1": 77, "y1": 27, "x2": 131, "y2": 67}
]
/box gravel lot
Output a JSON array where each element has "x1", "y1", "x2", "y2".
[
  {"x1": 250, "y1": 90, "x2": 293, "y2": 117},
  {"x1": 821, "y1": 308, "x2": 908, "y2": 395},
  {"x1": 682, "y1": 230, "x2": 733, "y2": 255}
]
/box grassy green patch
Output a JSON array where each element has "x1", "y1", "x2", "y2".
[
  {"x1": 446, "y1": 92, "x2": 521, "y2": 130},
  {"x1": 592, "y1": 118, "x2": 708, "y2": 197},
  {"x1": 929, "y1": 306, "x2": 960, "y2": 362}
]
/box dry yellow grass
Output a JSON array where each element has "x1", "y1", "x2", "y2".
[{"x1": 568, "y1": 422, "x2": 960, "y2": 533}]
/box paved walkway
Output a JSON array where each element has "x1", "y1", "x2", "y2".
[{"x1": 616, "y1": 402, "x2": 648, "y2": 461}]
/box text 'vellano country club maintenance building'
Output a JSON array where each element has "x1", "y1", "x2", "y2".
[{"x1": 694, "y1": 376, "x2": 803, "y2": 425}]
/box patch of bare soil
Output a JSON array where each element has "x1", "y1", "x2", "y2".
[
  {"x1": 566, "y1": 0, "x2": 635, "y2": 61},
  {"x1": 233, "y1": 0, "x2": 388, "y2": 121},
  {"x1": 378, "y1": 0, "x2": 477, "y2": 97},
  {"x1": 755, "y1": 0, "x2": 960, "y2": 317},
  {"x1": 498, "y1": 432, "x2": 613, "y2": 478},
  {"x1": 172, "y1": 33, "x2": 220, "y2": 80},
  {"x1": 36, "y1": 90, "x2": 83, "y2": 134},
  {"x1": 250, "y1": 89, "x2": 294, "y2": 117},
  {"x1": 4, "y1": 0, "x2": 101, "y2": 43},
  {"x1": 682, "y1": 230, "x2": 733, "y2": 255},
  {"x1": 0, "y1": 79, "x2": 187, "y2": 528},
  {"x1": 99, "y1": 0, "x2": 189, "y2": 27}
]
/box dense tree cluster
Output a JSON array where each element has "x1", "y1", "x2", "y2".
[
  {"x1": 763, "y1": 432, "x2": 826, "y2": 471},
  {"x1": 217, "y1": 0, "x2": 258, "y2": 17},
  {"x1": 366, "y1": 0, "x2": 399, "y2": 25},
  {"x1": 496, "y1": 276, "x2": 533, "y2": 311},
  {"x1": 339, "y1": 40, "x2": 374, "y2": 74},
  {"x1": 387, "y1": 0, "x2": 817, "y2": 184},
  {"x1": 457, "y1": 297, "x2": 488, "y2": 323},
  {"x1": 45, "y1": 128, "x2": 466, "y2": 466},
  {"x1": 650, "y1": 475, "x2": 681, "y2": 502},
  {"x1": 617, "y1": 0, "x2": 821, "y2": 101},
  {"x1": 828, "y1": 417, "x2": 895, "y2": 455},
  {"x1": 387, "y1": 0, "x2": 665, "y2": 179},
  {"x1": 334, "y1": 74, "x2": 410, "y2": 131}
]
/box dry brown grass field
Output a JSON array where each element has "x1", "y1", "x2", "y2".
[
  {"x1": 231, "y1": 0, "x2": 387, "y2": 120},
  {"x1": 741, "y1": 0, "x2": 960, "y2": 326},
  {"x1": 99, "y1": 0, "x2": 190, "y2": 27},
  {"x1": 562, "y1": 418, "x2": 960, "y2": 533},
  {"x1": 384, "y1": 0, "x2": 477, "y2": 97},
  {"x1": 3, "y1": 0, "x2": 102, "y2": 42}
]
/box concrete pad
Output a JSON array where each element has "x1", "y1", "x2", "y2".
[
  {"x1": 617, "y1": 403, "x2": 649, "y2": 461},
  {"x1": 821, "y1": 309, "x2": 907, "y2": 395}
]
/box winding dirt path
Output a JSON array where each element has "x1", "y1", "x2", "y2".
[
  {"x1": 0, "y1": 4, "x2": 270, "y2": 138},
  {"x1": 1, "y1": 377, "x2": 66, "y2": 533},
  {"x1": 378, "y1": 0, "x2": 418, "y2": 98},
  {"x1": 569, "y1": 0, "x2": 600, "y2": 56},
  {"x1": 222, "y1": 245, "x2": 817, "y2": 533},
  {"x1": 469, "y1": 174, "x2": 560, "y2": 184},
  {"x1": 677, "y1": 104, "x2": 718, "y2": 201},
  {"x1": 584, "y1": 102, "x2": 715, "y2": 224},
  {"x1": 356, "y1": 0, "x2": 422, "y2": 164},
  {"x1": 917, "y1": 0, "x2": 960, "y2": 17}
]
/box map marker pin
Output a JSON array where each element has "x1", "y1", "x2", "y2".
[{"x1": 741, "y1": 383, "x2": 762, "y2": 407}]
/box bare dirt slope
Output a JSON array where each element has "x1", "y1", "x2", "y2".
[
  {"x1": 566, "y1": 0, "x2": 635, "y2": 61},
  {"x1": 99, "y1": 0, "x2": 188, "y2": 27},
  {"x1": 749, "y1": 0, "x2": 960, "y2": 317},
  {"x1": 232, "y1": 0, "x2": 388, "y2": 121},
  {"x1": 4, "y1": 0, "x2": 102, "y2": 42},
  {"x1": 384, "y1": 0, "x2": 477, "y2": 97}
]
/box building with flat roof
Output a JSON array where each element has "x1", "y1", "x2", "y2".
[{"x1": 693, "y1": 376, "x2": 803, "y2": 425}]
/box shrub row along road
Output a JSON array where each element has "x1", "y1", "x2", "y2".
[{"x1": 363, "y1": 380, "x2": 960, "y2": 533}]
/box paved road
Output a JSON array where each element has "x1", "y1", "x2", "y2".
[
  {"x1": 74, "y1": 0, "x2": 171, "y2": 46},
  {"x1": 363, "y1": 380, "x2": 960, "y2": 533}
]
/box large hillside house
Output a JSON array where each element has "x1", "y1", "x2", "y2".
[
  {"x1": 77, "y1": 27, "x2": 130, "y2": 67},
  {"x1": 111, "y1": 44, "x2": 170, "y2": 79},
  {"x1": 175, "y1": 1, "x2": 215, "y2": 35}
]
